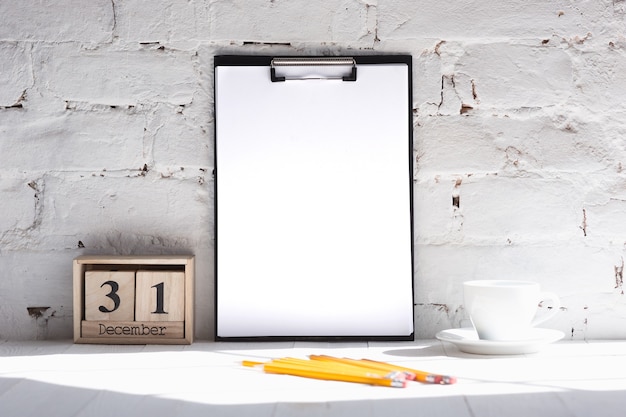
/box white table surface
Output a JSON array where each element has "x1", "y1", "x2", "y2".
[{"x1": 1, "y1": 338, "x2": 625, "y2": 417}]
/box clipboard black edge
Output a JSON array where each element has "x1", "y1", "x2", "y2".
[
  {"x1": 212, "y1": 54, "x2": 415, "y2": 342},
  {"x1": 214, "y1": 54, "x2": 412, "y2": 67},
  {"x1": 215, "y1": 334, "x2": 415, "y2": 342}
]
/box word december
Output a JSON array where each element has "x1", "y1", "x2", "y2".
[{"x1": 98, "y1": 323, "x2": 167, "y2": 336}]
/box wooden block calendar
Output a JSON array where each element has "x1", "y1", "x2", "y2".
[{"x1": 73, "y1": 255, "x2": 194, "y2": 344}]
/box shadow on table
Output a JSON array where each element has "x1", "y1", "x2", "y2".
[
  {"x1": 1, "y1": 375, "x2": 624, "y2": 417},
  {"x1": 382, "y1": 344, "x2": 447, "y2": 357}
]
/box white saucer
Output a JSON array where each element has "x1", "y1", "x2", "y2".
[{"x1": 436, "y1": 327, "x2": 565, "y2": 355}]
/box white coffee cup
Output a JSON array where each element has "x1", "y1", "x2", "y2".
[{"x1": 463, "y1": 280, "x2": 561, "y2": 341}]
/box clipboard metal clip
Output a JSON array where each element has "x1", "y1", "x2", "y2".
[{"x1": 270, "y1": 57, "x2": 357, "y2": 82}]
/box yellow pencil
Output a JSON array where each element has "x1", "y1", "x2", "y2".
[
  {"x1": 247, "y1": 357, "x2": 401, "y2": 381},
  {"x1": 242, "y1": 358, "x2": 407, "y2": 388},
  {"x1": 308, "y1": 355, "x2": 456, "y2": 385},
  {"x1": 309, "y1": 355, "x2": 416, "y2": 381},
  {"x1": 359, "y1": 358, "x2": 457, "y2": 385},
  {"x1": 272, "y1": 357, "x2": 405, "y2": 380},
  {"x1": 263, "y1": 362, "x2": 406, "y2": 388}
]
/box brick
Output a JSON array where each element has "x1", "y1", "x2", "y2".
[
  {"x1": 0, "y1": 251, "x2": 75, "y2": 340},
  {"x1": 414, "y1": 116, "x2": 506, "y2": 175},
  {"x1": 413, "y1": 178, "x2": 463, "y2": 241},
  {"x1": 0, "y1": 110, "x2": 145, "y2": 171},
  {"x1": 412, "y1": 41, "x2": 574, "y2": 111},
  {"x1": 412, "y1": 47, "x2": 447, "y2": 109},
  {"x1": 486, "y1": 112, "x2": 622, "y2": 174},
  {"x1": 460, "y1": 176, "x2": 583, "y2": 240},
  {"x1": 446, "y1": 42, "x2": 573, "y2": 109},
  {"x1": 573, "y1": 49, "x2": 626, "y2": 112},
  {"x1": 585, "y1": 199, "x2": 626, "y2": 239},
  {"x1": 148, "y1": 104, "x2": 213, "y2": 169},
  {"x1": 35, "y1": 43, "x2": 197, "y2": 106},
  {"x1": 0, "y1": 177, "x2": 39, "y2": 234},
  {"x1": 414, "y1": 175, "x2": 587, "y2": 244},
  {"x1": 377, "y1": 1, "x2": 606, "y2": 40},
  {"x1": 113, "y1": 0, "x2": 211, "y2": 43},
  {"x1": 0, "y1": 1, "x2": 113, "y2": 43},
  {"x1": 414, "y1": 303, "x2": 462, "y2": 339},
  {"x1": 0, "y1": 42, "x2": 32, "y2": 107},
  {"x1": 38, "y1": 174, "x2": 209, "y2": 248},
  {"x1": 414, "y1": 112, "x2": 620, "y2": 175},
  {"x1": 209, "y1": 0, "x2": 372, "y2": 43}
]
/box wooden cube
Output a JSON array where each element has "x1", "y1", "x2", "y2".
[
  {"x1": 135, "y1": 270, "x2": 185, "y2": 322},
  {"x1": 84, "y1": 270, "x2": 135, "y2": 321}
]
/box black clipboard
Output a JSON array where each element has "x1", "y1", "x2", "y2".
[{"x1": 214, "y1": 55, "x2": 414, "y2": 340}]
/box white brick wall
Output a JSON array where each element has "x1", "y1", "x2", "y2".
[{"x1": 1, "y1": 0, "x2": 625, "y2": 340}]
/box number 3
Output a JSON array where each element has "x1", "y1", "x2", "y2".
[{"x1": 99, "y1": 280, "x2": 121, "y2": 313}]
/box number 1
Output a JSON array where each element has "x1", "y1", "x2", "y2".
[{"x1": 152, "y1": 282, "x2": 168, "y2": 314}]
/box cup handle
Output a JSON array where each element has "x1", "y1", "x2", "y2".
[{"x1": 531, "y1": 291, "x2": 561, "y2": 327}]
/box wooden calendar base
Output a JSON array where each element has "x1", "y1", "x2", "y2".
[
  {"x1": 81, "y1": 320, "x2": 185, "y2": 340},
  {"x1": 73, "y1": 255, "x2": 194, "y2": 345}
]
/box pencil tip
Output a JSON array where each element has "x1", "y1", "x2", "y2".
[
  {"x1": 445, "y1": 376, "x2": 458, "y2": 384},
  {"x1": 433, "y1": 375, "x2": 457, "y2": 384}
]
